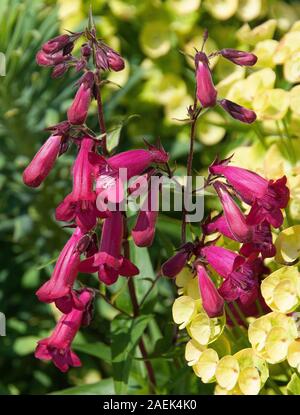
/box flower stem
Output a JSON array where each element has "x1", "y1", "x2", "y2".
[
  {"x1": 225, "y1": 304, "x2": 249, "y2": 347},
  {"x1": 95, "y1": 72, "x2": 108, "y2": 156},
  {"x1": 267, "y1": 378, "x2": 284, "y2": 395},
  {"x1": 181, "y1": 98, "x2": 200, "y2": 244},
  {"x1": 123, "y1": 217, "x2": 157, "y2": 393}
]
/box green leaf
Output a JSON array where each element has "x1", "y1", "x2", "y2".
[
  {"x1": 22, "y1": 267, "x2": 40, "y2": 289},
  {"x1": 51, "y1": 378, "x2": 114, "y2": 395},
  {"x1": 73, "y1": 342, "x2": 111, "y2": 363},
  {"x1": 287, "y1": 373, "x2": 300, "y2": 395},
  {"x1": 130, "y1": 243, "x2": 156, "y2": 303},
  {"x1": 107, "y1": 125, "x2": 122, "y2": 153},
  {"x1": 111, "y1": 314, "x2": 152, "y2": 394},
  {"x1": 13, "y1": 336, "x2": 39, "y2": 356}
]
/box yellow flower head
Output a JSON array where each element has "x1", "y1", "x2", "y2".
[
  {"x1": 248, "y1": 312, "x2": 298, "y2": 363},
  {"x1": 261, "y1": 266, "x2": 300, "y2": 313}
]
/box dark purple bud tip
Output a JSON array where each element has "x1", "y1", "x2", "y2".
[
  {"x1": 42, "y1": 34, "x2": 72, "y2": 54},
  {"x1": 51, "y1": 63, "x2": 68, "y2": 79},
  {"x1": 81, "y1": 44, "x2": 92, "y2": 58},
  {"x1": 220, "y1": 49, "x2": 257, "y2": 66},
  {"x1": 107, "y1": 50, "x2": 125, "y2": 72},
  {"x1": 219, "y1": 99, "x2": 257, "y2": 124}
]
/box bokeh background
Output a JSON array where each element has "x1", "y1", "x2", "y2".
[{"x1": 1, "y1": 0, "x2": 300, "y2": 394}]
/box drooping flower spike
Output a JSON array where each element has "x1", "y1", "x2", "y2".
[{"x1": 35, "y1": 288, "x2": 94, "y2": 372}]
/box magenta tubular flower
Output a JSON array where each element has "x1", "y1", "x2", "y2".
[
  {"x1": 195, "y1": 51, "x2": 217, "y2": 108},
  {"x1": 220, "y1": 49, "x2": 257, "y2": 66},
  {"x1": 214, "y1": 182, "x2": 252, "y2": 243},
  {"x1": 209, "y1": 161, "x2": 289, "y2": 228},
  {"x1": 79, "y1": 211, "x2": 139, "y2": 285},
  {"x1": 204, "y1": 215, "x2": 275, "y2": 259},
  {"x1": 91, "y1": 145, "x2": 169, "y2": 208},
  {"x1": 132, "y1": 185, "x2": 159, "y2": 247},
  {"x1": 42, "y1": 34, "x2": 73, "y2": 54},
  {"x1": 107, "y1": 50, "x2": 125, "y2": 71},
  {"x1": 203, "y1": 214, "x2": 235, "y2": 240},
  {"x1": 70, "y1": 137, "x2": 95, "y2": 203},
  {"x1": 35, "y1": 289, "x2": 93, "y2": 372},
  {"x1": 36, "y1": 227, "x2": 85, "y2": 313},
  {"x1": 23, "y1": 135, "x2": 61, "y2": 187},
  {"x1": 107, "y1": 146, "x2": 169, "y2": 179},
  {"x1": 67, "y1": 72, "x2": 94, "y2": 125},
  {"x1": 219, "y1": 99, "x2": 256, "y2": 124},
  {"x1": 201, "y1": 245, "x2": 264, "y2": 302},
  {"x1": 196, "y1": 264, "x2": 224, "y2": 318},
  {"x1": 161, "y1": 243, "x2": 194, "y2": 278}
]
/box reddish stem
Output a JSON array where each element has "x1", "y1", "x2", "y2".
[
  {"x1": 123, "y1": 218, "x2": 157, "y2": 393},
  {"x1": 181, "y1": 95, "x2": 200, "y2": 244},
  {"x1": 95, "y1": 72, "x2": 108, "y2": 155}
]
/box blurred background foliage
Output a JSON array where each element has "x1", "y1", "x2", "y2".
[{"x1": 1, "y1": 0, "x2": 300, "y2": 395}]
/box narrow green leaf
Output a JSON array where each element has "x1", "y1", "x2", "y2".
[
  {"x1": 287, "y1": 373, "x2": 300, "y2": 395},
  {"x1": 107, "y1": 125, "x2": 122, "y2": 152},
  {"x1": 111, "y1": 314, "x2": 152, "y2": 394},
  {"x1": 51, "y1": 378, "x2": 114, "y2": 395},
  {"x1": 73, "y1": 342, "x2": 111, "y2": 363}
]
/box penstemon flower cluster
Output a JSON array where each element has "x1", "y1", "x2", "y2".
[{"x1": 23, "y1": 18, "x2": 300, "y2": 394}]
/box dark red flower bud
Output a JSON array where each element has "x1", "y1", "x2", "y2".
[
  {"x1": 195, "y1": 52, "x2": 217, "y2": 108},
  {"x1": 76, "y1": 58, "x2": 87, "y2": 72},
  {"x1": 95, "y1": 49, "x2": 110, "y2": 71},
  {"x1": 51, "y1": 63, "x2": 68, "y2": 79},
  {"x1": 36, "y1": 50, "x2": 66, "y2": 67},
  {"x1": 220, "y1": 49, "x2": 257, "y2": 66},
  {"x1": 42, "y1": 34, "x2": 72, "y2": 54},
  {"x1": 219, "y1": 99, "x2": 257, "y2": 124},
  {"x1": 107, "y1": 50, "x2": 125, "y2": 72},
  {"x1": 81, "y1": 44, "x2": 92, "y2": 58}
]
